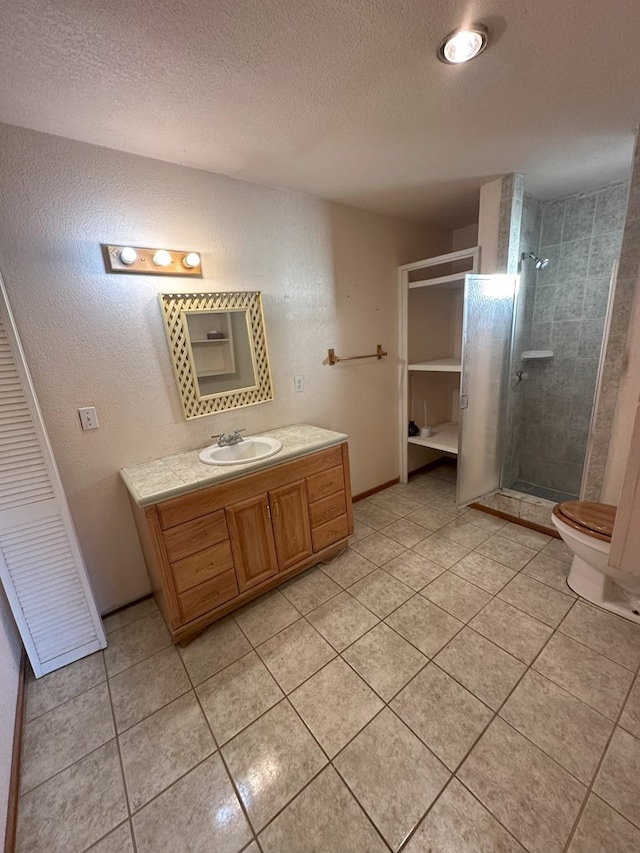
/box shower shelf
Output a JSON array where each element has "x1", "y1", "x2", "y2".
[
  {"x1": 408, "y1": 421, "x2": 459, "y2": 455},
  {"x1": 521, "y1": 350, "x2": 554, "y2": 360},
  {"x1": 408, "y1": 358, "x2": 462, "y2": 372}
]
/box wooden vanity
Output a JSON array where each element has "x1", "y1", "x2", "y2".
[{"x1": 121, "y1": 426, "x2": 353, "y2": 643}]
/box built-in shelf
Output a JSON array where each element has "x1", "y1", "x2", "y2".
[
  {"x1": 192, "y1": 338, "x2": 231, "y2": 344},
  {"x1": 408, "y1": 272, "x2": 467, "y2": 290},
  {"x1": 408, "y1": 357, "x2": 462, "y2": 373},
  {"x1": 521, "y1": 350, "x2": 554, "y2": 360},
  {"x1": 408, "y1": 421, "x2": 459, "y2": 455}
]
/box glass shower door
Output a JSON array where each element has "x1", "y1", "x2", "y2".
[{"x1": 457, "y1": 274, "x2": 517, "y2": 506}]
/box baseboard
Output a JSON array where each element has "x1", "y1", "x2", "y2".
[
  {"x1": 353, "y1": 478, "x2": 399, "y2": 502},
  {"x1": 470, "y1": 502, "x2": 560, "y2": 539},
  {"x1": 4, "y1": 649, "x2": 26, "y2": 853}
]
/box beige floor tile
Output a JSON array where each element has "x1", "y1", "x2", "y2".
[
  {"x1": 406, "y1": 505, "x2": 456, "y2": 532},
  {"x1": 435, "y1": 628, "x2": 526, "y2": 710},
  {"x1": 620, "y1": 675, "x2": 640, "y2": 738},
  {"x1": 349, "y1": 531, "x2": 406, "y2": 567},
  {"x1": 381, "y1": 518, "x2": 432, "y2": 549},
  {"x1": 559, "y1": 601, "x2": 640, "y2": 670},
  {"x1": 499, "y1": 522, "x2": 552, "y2": 551},
  {"x1": 16, "y1": 740, "x2": 127, "y2": 853},
  {"x1": 349, "y1": 519, "x2": 375, "y2": 543},
  {"x1": 392, "y1": 664, "x2": 492, "y2": 770},
  {"x1": 307, "y1": 591, "x2": 378, "y2": 651},
  {"x1": 533, "y1": 633, "x2": 633, "y2": 720},
  {"x1": 426, "y1": 493, "x2": 469, "y2": 517},
  {"x1": 385, "y1": 595, "x2": 463, "y2": 657},
  {"x1": 501, "y1": 670, "x2": 613, "y2": 783},
  {"x1": 462, "y1": 509, "x2": 509, "y2": 533},
  {"x1": 475, "y1": 535, "x2": 537, "y2": 570},
  {"x1": 259, "y1": 766, "x2": 387, "y2": 853},
  {"x1": 132, "y1": 753, "x2": 252, "y2": 853},
  {"x1": 119, "y1": 692, "x2": 215, "y2": 811},
  {"x1": 280, "y1": 566, "x2": 341, "y2": 613},
  {"x1": 439, "y1": 518, "x2": 492, "y2": 549},
  {"x1": 459, "y1": 717, "x2": 586, "y2": 853},
  {"x1": 222, "y1": 699, "x2": 327, "y2": 831},
  {"x1": 353, "y1": 502, "x2": 399, "y2": 530},
  {"x1": 87, "y1": 822, "x2": 134, "y2": 852},
  {"x1": 289, "y1": 658, "x2": 383, "y2": 757},
  {"x1": 342, "y1": 623, "x2": 427, "y2": 701},
  {"x1": 20, "y1": 682, "x2": 115, "y2": 794},
  {"x1": 104, "y1": 611, "x2": 171, "y2": 677},
  {"x1": 403, "y1": 778, "x2": 526, "y2": 853},
  {"x1": 450, "y1": 551, "x2": 517, "y2": 594},
  {"x1": 498, "y1": 573, "x2": 574, "y2": 627},
  {"x1": 178, "y1": 616, "x2": 251, "y2": 685},
  {"x1": 320, "y1": 549, "x2": 376, "y2": 588},
  {"x1": 26, "y1": 651, "x2": 105, "y2": 721},
  {"x1": 383, "y1": 550, "x2": 444, "y2": 590},
  {"x1": 348, "y1": 569, "x2": 413, "y2": 618},
  {"x1": 469, "y1": 598, "x2": 553, "y2": 664},
  {"x1": 421, "y1": 571, "x2": 491, "y2": 623},
  {"x1": 196, "y1": 650, "x2": 283, "y2": 744},
  {"x1": 334, "y1": 708, "x2": 450, "y2": 851},
  {"x1": 522, "y1": 551, "x2": 576, "y2": 595},
  {"x1": 541, "y1": 537, "x2": 573, "y2": 564},
  {"x1": 411, "y1": 534, "x2": 471, "y2": 568},
  {"x1": 377, "y1": 493, "x2": 424, "y2": 517},
  {"x1": 568, "y1": 793, "x2": 640, "y2": 853},
  {"x1": 257, "y1": 618, "x2": 335, "y2": 692},
  {"x1": 102, "y1": 597, "x2": 158, "y2": 634},
  {"x1": 404, "y1": 482, "x2": 443, "y2": 502},
  {"x1": 110, "y1": 646, "x2": 191, "y2": 733},
  {"x1": 233, "y1": 590, "x2": 299, "y2": 646},
  {"x1": 594, "y1": 727, "x2": 640, "y2": 829}
]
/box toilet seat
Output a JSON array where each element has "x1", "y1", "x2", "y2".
[{"x1": 552, "y1": 501, "x2": 616, "y2": 543}]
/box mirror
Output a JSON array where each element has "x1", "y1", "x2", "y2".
[{"x1": 159, "y1": 291, "x2": 273, "y2": 419}]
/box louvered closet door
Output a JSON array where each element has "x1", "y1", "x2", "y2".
[{"x1": 0, "y1": 274, "x2": 106, "y2": 677}]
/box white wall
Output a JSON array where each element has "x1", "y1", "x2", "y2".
[
  {"x1": 0, "y1": 123, "x2": 450, "y2": 612},
  {"x1": 0, "y1": 590, "x2": 21, "y2": 848}
]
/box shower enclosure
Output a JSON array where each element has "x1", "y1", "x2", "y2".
[{"x1": 501, "y1": 180, "x2": 630, "y2": 501}]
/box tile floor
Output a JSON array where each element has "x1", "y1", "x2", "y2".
[{"x1": 15, "y1": 463, "x2": 640, "y2": 852}]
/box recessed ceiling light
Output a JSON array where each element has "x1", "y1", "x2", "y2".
[{"x1": 438, "y1": 25, "x2": 488, "y2": 64}]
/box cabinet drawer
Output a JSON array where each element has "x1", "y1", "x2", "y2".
[
  {"x1": 171, "y1": 541, "x2": 234, "y2": 594},
  {"x1": 163, "y1": 510, "x2": 228, "y2": 563},
  {"x1": 311, "y1": 514, "x2": 349, "y2": 552},
  {"x1": 309, "y1": 490, "x2": 346, "y2": 528},
  {"x1": 306, "y1": 465, "x2": 345, "y2": 503},
  {"x1": 177, "y1": 569, "x2": 239, "y2": 622}
]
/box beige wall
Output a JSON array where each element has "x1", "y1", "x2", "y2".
[
  {"x1": 0, "y1": 123, "x2": 449, "y2": 612},
  {"x1": 0, "y1": 590, "x2": 20, "y2": 847}
]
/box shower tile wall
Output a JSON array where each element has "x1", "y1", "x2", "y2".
[{"x1": 519, "y1": 181, "x2": 629, "y2": 495}]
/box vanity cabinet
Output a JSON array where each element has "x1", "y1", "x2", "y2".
[{"x1": 129, "y1": 443, "x2": 353, "y2": 643}]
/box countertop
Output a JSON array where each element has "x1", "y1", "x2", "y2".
[{"x1": 119, "y1": 423, "x2": 348, "y2": 507}]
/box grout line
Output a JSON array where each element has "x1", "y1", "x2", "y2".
[{"x1": 103, "y1": 672, "x2": 139, "y2": 853}]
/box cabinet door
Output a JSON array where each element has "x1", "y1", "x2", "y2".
[
  {"x1": 269, "y1": 480, "x2": 313, "y2": 571},
  {"x1": 226, "y1": 495, "x2": 278, "y2": 592},
  {"x1": 457, "y1": 274, "x2": 517, "y2": 506}
]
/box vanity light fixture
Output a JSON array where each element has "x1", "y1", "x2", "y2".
[
  {"x1": 101, "y1": 244, "x2": 203, "y2": 276},
  {"x1": 438, "y1": 24, "x2": 488, "y2": 64}
]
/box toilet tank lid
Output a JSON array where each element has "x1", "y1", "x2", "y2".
[{"x1": 556, "y1": 501, "x2": 617, "y2": 539}]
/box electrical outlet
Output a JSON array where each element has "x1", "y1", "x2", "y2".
[
  {"x1": 78, "y1": 407, "x2": 99, "y2": 430},
  {"x1": 294, "y1": 375, "x2": 304, "y2": 392}
]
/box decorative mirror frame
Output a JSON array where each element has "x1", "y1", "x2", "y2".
[{"x1": 159, "y1": 291, "x2": 274, "y2": 419}]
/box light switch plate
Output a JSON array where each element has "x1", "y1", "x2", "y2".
[
  {"x1": 294, "y1": 375, "x2": 304, "y2": 392},
  {"x1": 78, "y1": 407, "x2": 99, "y2": 430}
]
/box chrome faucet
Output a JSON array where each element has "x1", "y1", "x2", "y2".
[{"x1": 214, "y1": 429, "x2": 245, "y2": 447}]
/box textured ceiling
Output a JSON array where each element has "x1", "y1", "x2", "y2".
[{"x1": 1, "y1": 0, "x2": 639, "y2": 227}]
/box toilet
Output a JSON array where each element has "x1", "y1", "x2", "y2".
[{"x1": 552, "y1": 501, "x2": 640, "y2": 623}]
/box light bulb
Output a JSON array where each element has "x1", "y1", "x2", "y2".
[
  {"x1": 438, "y1": 26, "x2": 488, "y2": 64},
  {"x1": 152, "y1": 249, "x2": 172, "y2": 267},
  {"x1": 183, "y1": 252, "x2": 201, "y2": 269},
  {"x1": 119, "y1": 247, "x2": 137, "y2": 265}
]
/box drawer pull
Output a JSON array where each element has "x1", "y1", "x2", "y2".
[
  {"x1": 201, "y1": 590, "x2": 220, "y2": 603},
  {"x1": 320, "y1": 482, "x2": 334, "y2": 491},
  {"x1": 196, "y1": 563, "x2": 215, "y2": 574}
]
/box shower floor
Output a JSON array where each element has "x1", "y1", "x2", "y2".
[{"x1": 512, "y1": 480, "x2": 578, "y2": 503}]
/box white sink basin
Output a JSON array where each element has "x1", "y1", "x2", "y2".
[{"x1": 199, "y1": 436, "x2": 282, "y2": 466}]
